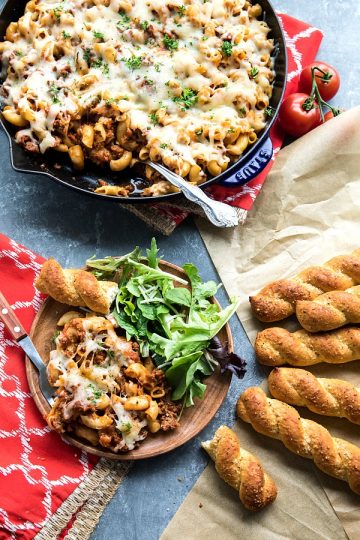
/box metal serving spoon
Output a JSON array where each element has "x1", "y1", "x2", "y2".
[
  {"x1": 0, "y1": 290, "x2": 54, "y2": 404},
  {"x1": 146, "y1": 161, "x2": 239, "y2": 228}
]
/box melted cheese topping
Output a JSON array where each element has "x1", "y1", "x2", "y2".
[
  {"x1": 113, "y1": 401, "x2": 147, "y2": 450},
  {"x1": 46, "y1": 315, "x2": 156, "y2": 451},
  {"x1": 0, "y1": 0, "x2": 274, "y2": 181}
]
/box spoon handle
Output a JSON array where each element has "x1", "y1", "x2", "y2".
[{"x1": 146, "y1": 162, "x2": 239, "y2": 228}]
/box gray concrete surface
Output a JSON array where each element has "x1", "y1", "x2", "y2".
[{"x1": 0, "y1": 0, "x2": 358, "y2": 538}]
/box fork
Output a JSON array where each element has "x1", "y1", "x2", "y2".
[
  {"x1": 146, "y1": 161, "x2": 239, "y2": 228},
  {"x1": 0, "y1": 290, "x2": 54, "y2": 404}
]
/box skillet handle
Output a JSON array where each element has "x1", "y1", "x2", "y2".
[
  {"x1": 0, "y1": 289, "x2": 27, "y2": 341},
  {"x1": 220, "y1": 137, "x2": 273, "y2": 187}
]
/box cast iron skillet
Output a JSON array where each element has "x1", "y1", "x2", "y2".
[{"x1": 0, "y1": 0, "x2": 287, "y2": 203}]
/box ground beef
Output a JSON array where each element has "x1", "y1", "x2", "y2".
[
  {"x1": 109, "y1": 144, "x2": 124, "y2": 159},
  {"x1": 53, "y1": 112, "x2": 71, "y2": 134},
  {"x1": 88, "y1": 147, "x2": 112, "y2": 165},
  {"x1": 158, "y1": 399, "x2": 181, "y2": 431},
  {"x1": 16, "y1": 134, "x2": 39, "y2": 153}
]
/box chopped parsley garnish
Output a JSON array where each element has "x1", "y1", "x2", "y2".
[
  {"x1": 178, "y1": 5, "x2": 186, "y2": 16},
  {"x1": 118, "y1": 11, "x2": 131, "y2": 23},
  {"x1": 93, "y1": 30, "x2": 105, "y2": 40},
  {"x1": 149, "y1": 112, "x2": 159, "y2": 125},
  {"x1": 195, "y1": 128, "x2": 203, "y2": 136},
  {"x1": 53, "y1": 3, "x2": 64, "y2": 20},
  {"x1": 221, "y1": 40, "x2": 233, "y2": 57},
  {"x1": 106, "y1": 98, "x2": 117, "y2": 105},
  {"x1": 144, "y1": 76, "x2": 154, "y2": 85},
  {"x1": 239, "y1": 106, "x2": 247, "y2": 117},
  {"x1": 89, "y1": 56, "x2": 110, "y2": 75},
  {"x1": 15, "y1": 50, "x2": 24, "y2": 57},
  {"x1": 121, "y1": 55, "x2": 142, "y2": 70},
  {"x1": 62, "y1": 30, "x2": 71, "y2": 39},
  {"x1": 250, "y1": 66, "x2": 259, "y2": 79},
  {"x1": 88, "y1": 383, "x2": 102, "y2": 402},
  {"x1": 119, "y1": 421, "x2": 132, "y2": 432},
  {"x1": 265, "y1": 106, "x2": 275, "y2": 118},
  {"x1": 154, "y1": 63, "x2": 162, "y2": 72},
  {"x1": 160, "y1": 143, "x2": 168, "y2": 149},
  {"x1": 163, "y1": 34, "x2": 179, "y2": 51},
  {"x1": 49, "y1": 84, "x2": 61, "y2": 104},
  {"x1": 140, "y1": 20, "x2": 149, "y2": 30},
  {"x1": 51, "y1": 330, "x2": 60, "y2": 344},
  {"x1": 117, "y1": 11, "x2": 131, "y2": 29},
  {"x1": 201, "y1": 36, "x2": 208, "y2": 41},
  {"x1": 172, "y1": 87, "x2": 198, "y2": 110},
  {"x1": 107, "y1": 349, "x2": 115, "y2": 359},
  {"x1": 83, "y1": 48, "x2": 91, "y2": 64},
  {"x1": 227, "y1": 127, "x2": 235, "y2": 133}
]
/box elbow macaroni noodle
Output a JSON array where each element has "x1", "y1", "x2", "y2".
[
  {"x1": 46, "y1": 314, "x2": 179, "y2": 452},
  {"x1": 0, "y1": 0, "x2": 274, "y2": 196}
]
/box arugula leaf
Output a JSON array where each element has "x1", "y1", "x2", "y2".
[
  {"x1": 88, "y1": 239, "x2": 244, "y2": 408},
  {"x1": 112, "y1": 309, "x2": 139, "y2": 340},
  {"x1": 146, "y1": 238, "x2": 160, "y2": 268},
  {"x1": 164, "y1": 287, "x2": 191, "y2": 307},
  {"x1": 185, "y1": 379, "x2": 207, "y2": 407}
]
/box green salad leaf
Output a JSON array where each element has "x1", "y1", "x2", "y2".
[{"x1": 86, "y1": 239, "x2": 244, "y2": 407}]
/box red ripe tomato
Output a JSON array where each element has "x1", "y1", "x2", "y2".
[
  {"x1": 299, "y1": 62, "x2": 340, "y2": 101},
  {"x1": 279, "y1": 93, "x2": 321, "y2": 138}
]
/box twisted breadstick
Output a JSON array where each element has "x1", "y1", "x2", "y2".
[
  {"x1": 268, "y1": 368, "x2": 360, "y2": 424},
  {"x1": 35, "y1": 258, "x2": 118, "y2": 314},
  {"x1": 201, "y1": 425, "x2": 277, "y2": 511},
  {"x1": 237, "y1": 387, "x2": 360, "y2": 494},
  {"x1": 250, "y1": 249, "x2": 360, "y2": 322},
  {"x1": 296, "y1": 286, "x2": 360, "y2": 332},
  {"x1": 255, "y1": 326, "x2": 360, "y2": 366}
]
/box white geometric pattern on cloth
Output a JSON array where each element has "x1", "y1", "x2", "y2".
[
  {"x1": 0, "y1": 238, "x2": 89, "y2": 539},
  {"x1": 283, "y1": 25, "x2": 322, "y2": 82}
]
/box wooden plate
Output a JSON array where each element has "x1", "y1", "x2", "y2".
[{"x1": 26, "y1": 260, "x2": 232, "y2": 460}]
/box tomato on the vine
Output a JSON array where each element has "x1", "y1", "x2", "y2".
[
  {"x1": 299, "y1": 62, "x2": 340, "y2": 101},
  {"x1": 279, "y1": 93, "x2": 321, "y2": 138}
]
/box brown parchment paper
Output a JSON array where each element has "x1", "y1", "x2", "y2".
[{"x1": 161, "y1": 106, "x2": 360, "y2": 540}]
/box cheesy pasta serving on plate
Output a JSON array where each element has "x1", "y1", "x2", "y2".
[
  {"x1": 47, "y1": 313, "x2": 180, "y2": 451},
  {"x1": 0, "y1": 0, "x2": 274, "y2": 196}
]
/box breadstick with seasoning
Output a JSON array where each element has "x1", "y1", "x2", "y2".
[
  {"x1": 35, "y1": 258, "x2": 118, "y2": 314},
  {"x1": 296, "y1": 285, "x2": 360, "y2": 332},
  {"x1": 250, "y1": 248, "x2": 360, "y2": 322},
  {"x1": 268, "y1": 367, "x2": 360, "y2": 424},
  {"x1": 255, "y1": 326, "x2": 360, "y2": 366},
  {"x1": 237, "y1": 387, "x2": 360, "y2": 494},
  {"x1": 202, "y1": 425, "x2": 277, "y2": 511}
]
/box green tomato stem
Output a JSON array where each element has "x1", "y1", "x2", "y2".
[{"x1": 309, "y1": 67, "x2": 340, "y2": 122}]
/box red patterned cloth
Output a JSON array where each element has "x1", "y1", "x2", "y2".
[
  {"x1": 150, "y1": 13, "x2": 324, "y2": 227},
  {"x1": 0, "y1": 234, "x2": 98, "y2": 540}
]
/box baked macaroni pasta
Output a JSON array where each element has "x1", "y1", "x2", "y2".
[
  {"x1": 0, "y1": 0, "x2": 274, "y2": 196},
  {"x1": 47, "y1": 313, "x2": 180, "y2": 451}
]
